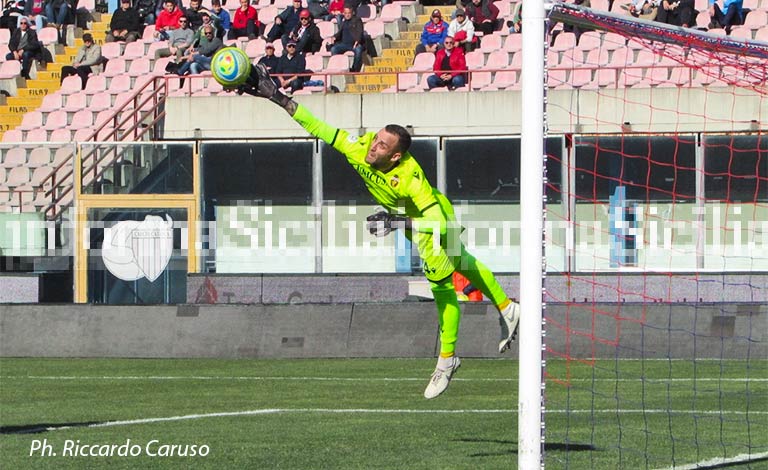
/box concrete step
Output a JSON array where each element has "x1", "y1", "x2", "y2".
[
  {"x1": 36, "y1": 70, "x2": 61, "y2": 81},
  {"x1": 390, "y1": 39, "x2": 417, "y2": 49},
  {"x1": 17, "y1": 83, "x2": 58, "y2": 98},
  {"x1": 0, "y1": 104, "x2": 35, "y2": 114},
  {"x1": 382, "y1": 48, "x2": 414, "y2": 59},
  {"x1": 5, "y1": 95, "x2": 43, "y2": 107},
  {"x1": 399, "y1": 30, "x2": 422, "y2": 40},
  {"x1": 353, "y1": 74, "x2": 397, "y2": 86},
  {"x1": 371, "y1": 56, "x2": 415, "y2": 68},
  {"x1": 0, "y1": 114, "x2": 22, "y2": 130}
]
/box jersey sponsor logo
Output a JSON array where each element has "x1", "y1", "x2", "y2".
[
  {"x1": 390, "y1": 175, "x2": 399, "y2": 188},
  {"x1": 423, "y1": 260, "x2": 437, "y2": 275},
  {"x1": 413, "y1": 171, "x2": 421, "y2": 180},
  {"x1": 352, "y1": 163, "x2": 387, "y2": 186}
]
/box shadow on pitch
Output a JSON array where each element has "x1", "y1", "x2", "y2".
[
  {"x1": 455, "y1": 438, "x2": 596, "y2": 457},
  {"x1": 0, "y1": 422, "x2": 102, "y2": 435}
]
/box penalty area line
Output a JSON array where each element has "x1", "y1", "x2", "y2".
[
  {"x1": 652, "y1": 451, "x2": 768, "y2": 470},
  {"x1": 43, "y1": 408, "x2": 768, "y2": 432}
]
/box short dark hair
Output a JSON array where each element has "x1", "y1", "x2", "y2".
[{"x1": 384, "y1": 124, "x2": 411, "y2": 155}]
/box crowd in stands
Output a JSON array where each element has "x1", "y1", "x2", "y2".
[{"x1": 0, "y1": 0, "x2": 763, "y2": 94}]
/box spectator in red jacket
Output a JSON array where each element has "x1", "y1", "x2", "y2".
[
  {"x1": 229, "y1": 0, "x2": 260, "y2": 39},
  {"x1": 466, "y1": 0, "x2": 500, "y2": 36},
  {"x1": 427, "y1": 36, "x2": 467, "y2": 90},
  {"x1": 154, "y1": 0, "x2": 183, "y2": 40}
]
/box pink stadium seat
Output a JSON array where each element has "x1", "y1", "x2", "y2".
[
  {"x1": 503, "y1": 34, "x2": 522, "y2": 52},
  {"x1": 578, "y1": 31, "x2": 602, "y2": 51},
  {"x1": 365, "y1": 19, "x2": 385, "y2": 38},
  {"x1": 492, "y1": 70, "x2": 518, "y2": 88},
  {"x1": 25, "y1": 128, "x2": 48, "y2": 142},
  {"x1": 102, "y1": 57, "x2": 127, "y2": 77},
  {"x1": 0, "y1": 60, "x2": 21, "y2": 79},
  {"x1": 317, "y1": 21, "x2": 336, "y2": 39},
  {"x1": 634, "y1": 49, "x2": 657, "y2": 66},
  {"x1": 146, "y1": 41, "x2": 168, "y2": 58},
  {"x1": 49, "y1": 129, "x2": 72, "y2": 142},
  {"x1": 485, "y1": 50, "x2": 509, "y2": 69},
  {"x1": 551, "y1": 32, "x2": 576, "y2": 52},
  {"x1": 30, "y1": 166, "x2": 52, "y2": 188},
  {"x1": 546, "y1": 49, "x2": 560, "y2": 67},
  {"x1": 494, "y1": 0, "x2": 511, "y2": 17},
  {"x1": 696, "y1": 11, "x2": 711, "y2": 29},
  {"x1": 594, "y1": 68, "x2": 617, "y2": 87},
  {"x1": 94, "y1": 110, "x2": 117, "y2": 129},
  {"x1": 18, "y1": 111, "x2": 44, "y2": 131},
  {"x1": 38, "y1": 93, "x2": 62, "y2": 112},
  {"x1": 0, "y1": 29, "x2": 9, "y2": 44},
  {"x1": 745, "y1": 9, "x2": 767, "y2": 29},
  {"x1": 101, "y1": 42, "x2": 123, "y2": 59},
  {"x1": 639, "y1": 66, "x2": 670, "y2": 87},
  {"x1": 591, "y1": 0, "x2": 609, "y2": 9},
  {"x1": 79, "y1": 0, "x2": 95, "y2": 10},
  {"x1": 469, "y1": 70, "x2": 492, "y2": 90},
  {"x1": 396, "y1": 72, "x2": 419, "y2": 91},
  {"x1": 730, "y1": 27, "x2": 753, "y2": 40},
  {"x1": 584, "y1": 48, "x2": 610, "y2": 67},
  {"x1": 668, "y1": 67, "x2": 691, "y2": 86},
  {"x1": 258, "y1": 6, "x2": 279, "y2": 26},
  {"x1": 325, "y1": 54, "x2": 350, "y2": 72},
  {"x1": 2, "y1": 147, "x2": 27, "y2": 167},
  {"x1": 53, "y1": 147, "x2": 74, "y2": 168},
  {"x1": 44, "y1": 110, "x2": 68, "y2": 130},
  {"x1": 63, "y1": 92, "x2": 88, "y2": 112},
  {"x1": 410, "y1": 52, "x2": 434, "y2": 71},
  {"x1": 153, "y1": 57, "x2": 172, "y2": 75},
  {"x1": 88, "y1": 92, "x2": 113, "y2": 112},
  {"x1": 602, "y1": 32, "x2": 626, "y2": 50},
  {"x1": 619, "y1": 68, "x2": 643, "y2": 87},
  {"x1": 1, "y1": 130, "x2": 23, "y2": 142},
  {"x1": 510, "y1": 51, "x2": 522, "y2": 68},
  {"x1": 5, "y1": 167, "x2": 30, "y2": 188},
  {"x1": 127, "y1": 57, "x2": 151, "y2": 76},
  {"x1": 245, "y1": 38, "x2": 266, "y2": 58},
  {"x1": 28, "y1": 148, "x2": 52, "y2": 167},
  {"x1": 479, "y1": 33, "x2": 503, "y2": 53},
  {"x1": 755, "y1": 27, "x2": 768, "y2": 42},
  {"x1": 37, "y1": 27, "x2": 59, "y2": 45},
  {"x1": 109, "y1": 75, "x2": 133, "y2": 93},
  {"x1": 70, "y1": 110, "x2": 94, "y2": 130},
  {"x1": 206, "y1": 78, "x2": 224, "y2": 93},
  {"x1": 609, "y1": 47, "x2": 631, "y2": 67},
  {"x1": 84, "y1": 75, "x2": 107, "y2": 94},
  {"x1": 547, "y1": 69, "x2": 568, "y2": 87},
  {"x1": 304, "y1": 54, "x2": 323, "y2": 72},
  {"x1": 742, "y1": 0, "x2": 759, "y2": 8},
  {"x1": 122, "y1": 41, "x2": 146, "y2": 60},
  {"x1": 141, "y1": 24, "x2": 156, "y2": 42},
  {"x1": 73, "y1": 128, "x2": 95, "y2": 141},
  {"x1": 569, "y1": 68, "x2": 592, "y2": 88},
  {"x1": 60, "y1": 75, "x2": 82, "y2": 95},
  {"x1": 380, "y1": 3, "x2": 403, "y2": 22},
  {"x1": 465, "y1": 50, "x2": 485, "y2": 69}
]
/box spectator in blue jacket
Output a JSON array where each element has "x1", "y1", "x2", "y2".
[
  {"x1": 709, "y1": 0, "x2": 743, "y2": 33},
  {"x1": 415, "y1": 9, "x2": 448, "y2": 55}
]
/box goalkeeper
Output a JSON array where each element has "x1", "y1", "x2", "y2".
[{"x1": 236, "y1": 64, "x2": 520, "y2": 399}]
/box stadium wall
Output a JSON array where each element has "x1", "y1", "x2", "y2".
[{"x1": 162, "y1": 88, "x2": 766, "y2": 139}]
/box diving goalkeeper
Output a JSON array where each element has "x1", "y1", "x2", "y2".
[{"x1": 236, "y1": 64, "x2": 520, "y2": 399}]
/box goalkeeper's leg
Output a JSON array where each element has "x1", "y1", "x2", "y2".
[{"x1": 424, "y1": 276, "x2": 462, "y2": 399}]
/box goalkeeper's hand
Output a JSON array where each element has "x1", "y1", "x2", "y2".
[
  {"x1": 232, "y1": 63, "x2": 293, "y2": 109},
  {"x1": 366, "y1": 211, "x2": 410, "y2": 237}
]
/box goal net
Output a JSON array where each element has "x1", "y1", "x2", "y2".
[{"x1": 536, "y1": 4, "x2": 768, "y2": 469}]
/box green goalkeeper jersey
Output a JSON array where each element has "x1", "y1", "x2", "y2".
[{"x1": 292, "y1": 104, "x2": 452, "y2": 221}]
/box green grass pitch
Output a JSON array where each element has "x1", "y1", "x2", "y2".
[{"x1": 1, "y1": 358, "x2": 766, "y2": 469}]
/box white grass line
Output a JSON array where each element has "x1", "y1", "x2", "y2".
[
  {"x1": 3, "y1": 375, "x2": 767, "y2": 383},
  {"x1": 43, "y1": 408, "x2": 768, "y2": 432},
  {"x1": 652, "y1": 451, "x2": 768, "y2": 470}
]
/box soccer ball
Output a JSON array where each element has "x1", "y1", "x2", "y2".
[{"x1": 211, "y1": 47, "x2": 252, "y2": 88}]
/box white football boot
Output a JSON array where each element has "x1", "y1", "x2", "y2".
[
  {"x1": 498, "y1": 302, "x2": 521, "y2": 353},
  {"x1": 424, "y1": 356, "x2": 461, "y2": 399}
]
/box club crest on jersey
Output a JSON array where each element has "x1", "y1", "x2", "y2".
[
  {"x1": 347, "y1": 134, "x2": 359, "y2": 143},
  {"x1": 390, "y1": 175, "x2": 400, "y2": 188}
]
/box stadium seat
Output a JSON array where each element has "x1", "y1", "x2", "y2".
[
  {"x1": 745, "y1": 9, "x2": 767, "y2": 29},
  {"x1": 49, "y1": 129, "x2": 72, "y2": 142},
  {"x1": 245, "y1": 38, "x2": 266, "y2": 58},
  {"x1": 465, "y1": 50, "x2": 485, "y2": 69},
  {"x1": 25, "y1": 128, "x2": 48, "y2": 142},
  {"x1": 88, "y1": 92, "x2": 113, "y2": 112},
  {"x1": 70, "y1": 110, "x2": 94, "y2": 130},
  {"x1": 101, "y1": 42, "x2": 123, "y2": 59},
  {"x1": 755, "y1": 27, "x2": 768, "y2": 42},
  {"x1": 602, "y1": 32, "x2": 626, "y2": 50},
  {"x1": 578, "y1": 31, "x2": 602, "y2": 52},
  {"x1": 18, "y1": 111, "x2": 44, "y2": 131},
  {"x1": 84, "y1": 75, "x2": 108, "y2": 94},
  {"x1": 28, "y1": 148, "x2": 52, "y2": 168},
  {"x1": 5, "y1": 166, "x2": 30, "y2": 188},
  {"x1": 317, "y1": 21, "x2": 336, "y2": 39},
  {"x1": 127, "y1": 58, "x2": 151, "y2": 76},
  {"x1": 1, "y1": 130, "x2": 23, "y2": 142},
  {"x1": 479, "y1": 33, "x2": 503, "y2": 53},
  {"x1": 469, "y1": 70, "x2": 492, "y2": 90},
  {"x1": 551, "y1": 32, "x2": 576, "y2": 52},
  {"x1": 730, "y1": 27, "x2": 753, "y2": 40},
  {"x1": 410, "y1": 53, "x2": 435, "y2": 71},
  {"x1": 53, "y1": 147, "x2": 74, "y2": 168},
  {"x1": 634, "y1": 49, "x2": 657, "y2": 66},
  {"x1": 325, "y1": 54, "x2": 350, "y2": 72},
  {"x1": 73, "y1": 128, "x2": 95, "y2": 141},
  {"x1": 152, "y1": 57, "x2": 172, "y2": 75},
  {"x1": 492, "y1": 70, "x2": 518, "y2": 89},
  {"x1": 494, "y1": 0, "x2": 511, "y2": 17},
  {"x1": 619, "y1": 68, "x2": 643, "y2": 87},
  {"x1": 668, "y1": 67, "x2": 691, "y2": 86},
  {"x1": 569, "y1": 68, "x2": 593, "y2": 88},
  {"x1": 594, "y1": 68, "x2": 617, "y2": 88},
  {"x1": 396, "y1": 72, "x2": 419, "y2": 91},
  {"x1": 30, "y1": 167, "x2": 52, "y2": 188},
  {"x1": 44, "y1": 110, "x2": 68, "y2": 130},
  {"x1": 63, "y1": 92, "x2": 88, "y2": 112},
  {"x1": 102, "y1": 57, "x2": 127, "y2": 78},
  {"x1": 696, "y1": 12, "x2": 711, "y2": 29},
  {"x1": 365, "y1": 19, "x2": 385, "y2": 38},
  {"x1": 485, "y1": 50, "x2": 510, "y2": 69},
  {"x1": 146, "y1": 41, "x2": 168, "y2": 58},
  {"x1": 547, "y1": 69, "x2": 568, "y2": 88},
  {"x1": 591, "y1": 0, "x2": 609, "y2": 9},
  {"x1": 304, "y1": 54, "x2": 324, "y2": 72},
  {"x1": 503, "y1": 34, "x2": 522, "y2": 52},
  {"x1": 2, "y1": 147, "x2": 27, "y2": 167},
  {"x1": 37, "y1": 27, "x2": 58, "y2": 45},
  {"x1": 0, "y1": 28, "x2": 9, "y2": 45},
  {"x1": 141, "y1": 24, "x2": 156, "y2": 42},
  {"x1": 0, "y1": 60, "x2": 21, "y2": 79},
  {"x1": 380, "y1": 3, "x2": 403, "y2": 22},
  {"x1": 38, "y1": 93, "x2": 63, "y2": 112},
  {"x1": 122, "y1": 41, "x2": 146, "y2": 60},
  {"x1": 109, "y1": 75, "x2": 133, "y2": 93},
  {"x1": 584, "y1": 48, "x2": 610, "y2": 67},
  {"x1": 60, "y1": 75, "x2": 82, "y2": 95},
  {"x1": 609, "y1": 47, "x2": 631, "y2": 67}
]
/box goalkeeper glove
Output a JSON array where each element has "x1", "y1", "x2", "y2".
[
  {"x1": 235, "y1": 63, "x2": 293, "y2": 108},
  {"x1": 366, "y1": 211, "x2": 410, "y2": 237}
]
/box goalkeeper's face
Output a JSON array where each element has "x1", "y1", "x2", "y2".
[{"x1": 366, "y1": 129, "x2": 402, "y2": 171}]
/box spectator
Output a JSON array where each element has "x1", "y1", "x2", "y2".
[
  {"x1": 44, "y1": 0, "x2": 70, "y2": 27},
  {"x1": 507, "y1": 2, "x2": 521, "y2": 33},
  {"x1": 306, "y1": 0, "x2": 328, "y2": 19},
  {"x1": 177, "y1": 24, "x2": 223, "y2": 75},
  {"x1": 154, "y1": 0, "x2": 183, "y2": 40},
  {"x1": 60, "y1": 33, "x2": 102, "y2": 88},
  {"x1": 447, "y1": 9, "x2": 474, "y2": 51},
  {"x1": 192, "y1": 10, "x2": 218, "y2": 40},
  {"x1": 229, "y1": 0, "x2": 259, "y2": 40},
  {"x1": 135, "y1": 0, "x2": 157, "y2": 25},
  {"x1": 328, "y1": 6, "x2": 364, "y2": 72},
  {"x1": 466, "y1": 0, "x2": 500, "y2": 36},
  {"x1": 709, "y1": 0, "x2": 742, "y2": 33},
  {"x1": 154, "y1": 15, "x2": 193, "y2": 61},
  {"x1": 106, "y1": 0, "x2": 142, "y2": 43},
  {"x1": 622, "y1": 0, "x2": 659, "y2": 21},
  {"x1": 657, "y1": 0, "x2": 696, "y2": 27},
  {"x1": 209, "y1": 0, "x2": 230, "y2": 39},
  {"x1": 22, "y1": 0, "x2": 47, "y2": 31},
  {"x1": 288, "y1": 9, "x2": 322, "y2": 54},
  {"x1": 1, "y1": 0, "x2": 25, "y2": 31},
  {"x1": 324, "y1": 0, "x2": 344, "y2": 23},
  {"x1": 427, "y1": 36, "x2": 466, "y2": 90},
  {"x1": 266, "y1": 0, "x2": 305, "y2": 43},
  {"x1": 273, "y1": 39, "x2": 307, "y2": 93},
  {"x1": 6, "y1": 16, "x2": 40, "y2": 79},
  {"x1": 184, "y1": 0, "x2": 205, "y2": 30},
  {"x1": 415, "y1": 9, "x2": 448, "y2": 55},
  {"x1": 258, "y1": 42, "x2": 279, "y2": 72}
]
